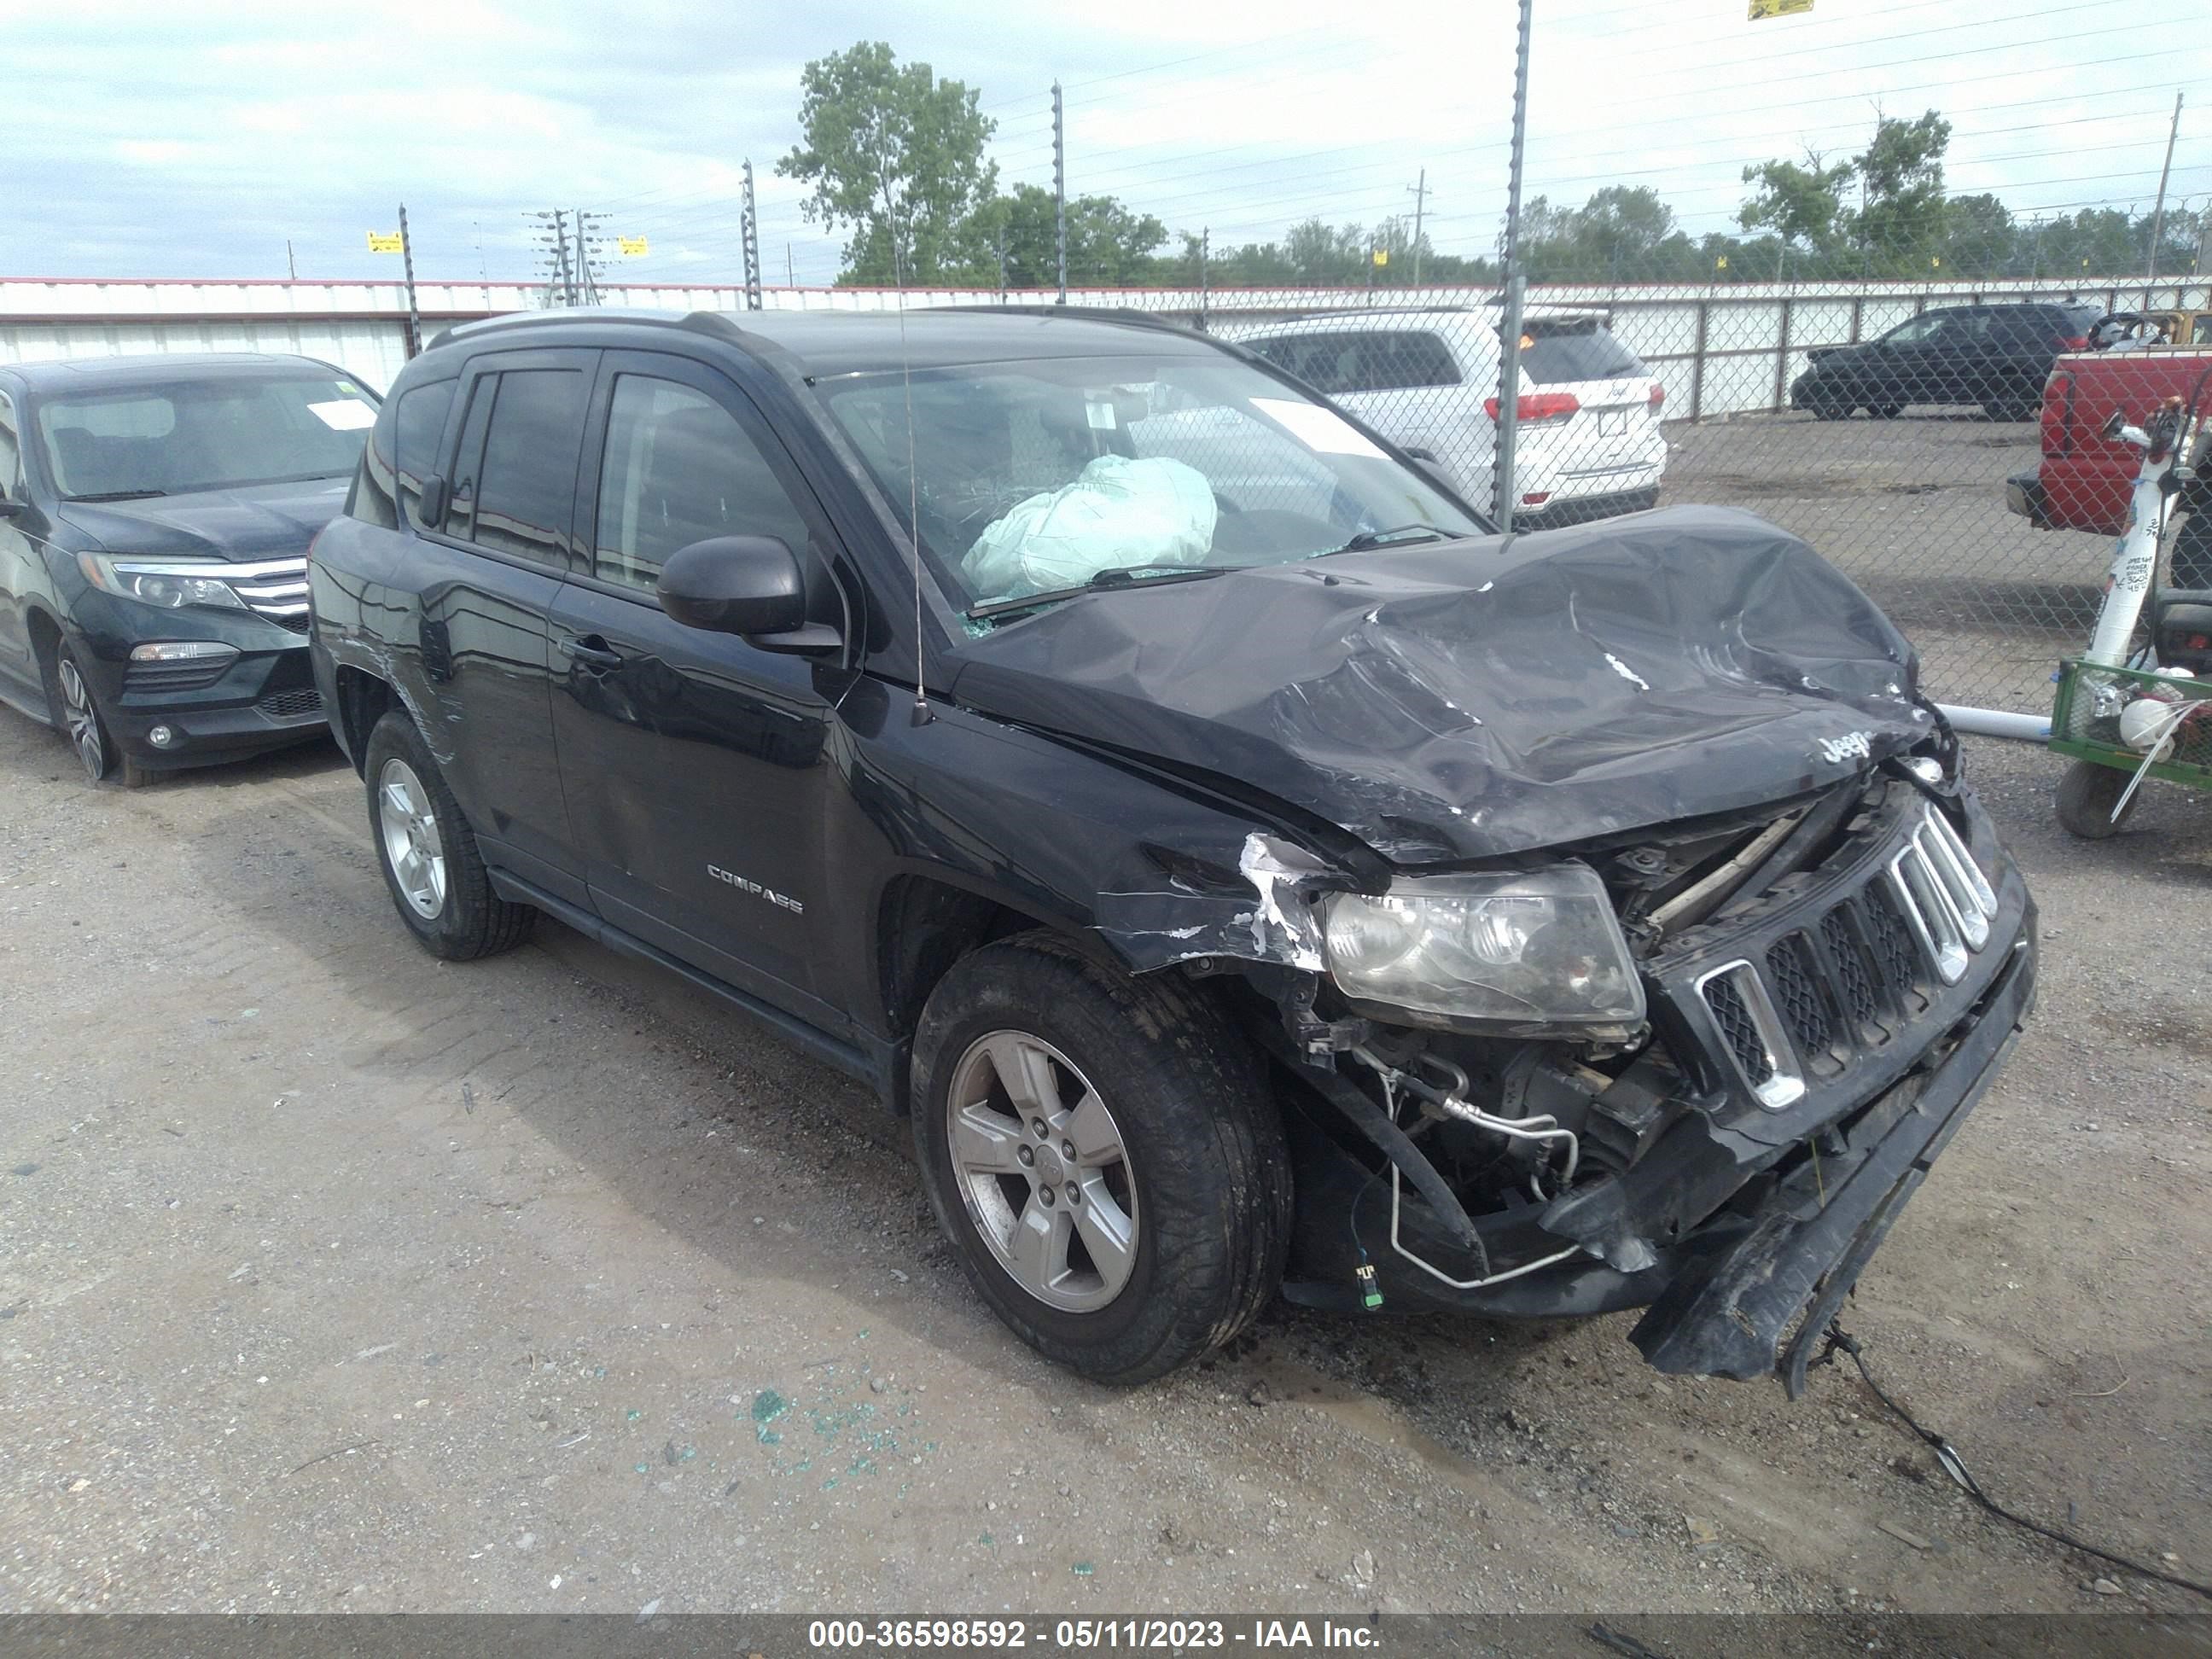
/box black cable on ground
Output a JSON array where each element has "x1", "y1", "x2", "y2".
[{"x1": 1815, "y1": 1321, "x2": 2212, "y2": 1602}]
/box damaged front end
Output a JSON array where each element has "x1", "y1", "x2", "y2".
[
  {"x1": 956, "y1": 507, "x2": 2034, "y2": 1391},
  {"x1": 1193, "y1": 765, "x2": 2033, "y2": 1396}
]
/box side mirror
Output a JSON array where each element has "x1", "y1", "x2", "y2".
[
  {"x1": 0, "y1": 494, "x2": 22, "y2": 521},
  {"x1": 657, "y1": 535, "x2": 841, "y2": 655},
  {"x1": 412, "y1": 474, "x2": 448, "y2": 530}
]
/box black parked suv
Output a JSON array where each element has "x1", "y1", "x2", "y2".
[
  {"x1": 1789, "y1": 300, "x2": 2098, "y2": 422},
  {"x1": 310, "y1": 306, "x2": 2035, "y2": 1390},
  {"x1": 0, "y1": 353, "x2": 378, "y2": 784}
]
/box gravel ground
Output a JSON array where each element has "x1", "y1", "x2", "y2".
[{"x1": 0, "y1": 707, "x2": 2205, "y2": 1620}]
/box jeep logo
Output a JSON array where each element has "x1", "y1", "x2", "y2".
[{"x1": 1819, "y1": 731, "x2": 1874, "y2": 765}]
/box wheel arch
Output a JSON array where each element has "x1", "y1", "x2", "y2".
[
  {"x1": 330, "y1": 664, "x2": 399, "y2": 777},
  {"x1": 24, "y1": 603, "x2": 67, "y2": 719},
  {"x1": 872, "y1": 872, "x2": 1126, "y2": 1112}
]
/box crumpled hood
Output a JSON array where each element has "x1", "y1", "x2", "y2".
[
  {"x1": 947, "y1": 505, "x2": 1932, "y2": 864},
  {"x1": 57, "y1": 478, "x2": 350, "y2": 562}
]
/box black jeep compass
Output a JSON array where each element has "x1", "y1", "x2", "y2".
[
  {"x1": 307, "y1": 306, "x2": 2034, "y2": 1390},
  {"x1": 0, "y1": 352, "x2": 379, "y2": 784}
]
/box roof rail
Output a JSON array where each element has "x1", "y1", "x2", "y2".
[
  {"x1": 923, "y1": 302, "x2": 1202, "y2": 335},
  {"x1": 437, "y1": 306, "x2": 691, "y2": 349}
]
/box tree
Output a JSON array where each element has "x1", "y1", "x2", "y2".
[
  {"x1": 956, "y1": 184, "x2": 1167, "y2": 288},
  {"x1": 1940, "y1": 193, "x2": 2014, "y2": 277},
  {"x1": 1738, "y1": 152, "x2": 1852, "y2": 257},
  {"x1": 1848, "y1": 109, "x2": 1952, "y2": 269},
  {"x1": 777, "y1": 42, "x2": 997, "y2": 284}
]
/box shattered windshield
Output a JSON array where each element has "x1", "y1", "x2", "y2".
[{"x1": 813, "y1": 353, "x2": 1486, "y2": 622}]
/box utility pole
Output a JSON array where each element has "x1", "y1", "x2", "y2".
[
  {"x1": 2145, "y1": 90, "x2": 2183, "y2": 306},
  {"x1": 1052, "y1": 79, "x2": 1068, "y2": 305},
  {"x1": 1407, "y1": 169, "x2": 1429, "y2": 287},
  {"x1": 533, "y1": 210, "x2": 573, "y2": 307},
  {"x1": 740, "y1": 160, "x2": 764, "y2": 311},
  {"x1": 572, "y1": 209, "x2": 608, "y2": 306},
  {"x1": 286, "y1": 240, "x2": 296, "y2": 282},
  {"x1": 1493, "y1": 0, "x2": 1534, "y2": 532},
  {"x1": 397, "y1": 204, "x2": 423, "y2": 358},
  {"x1": 786, "y1": 244, "x2": 795, "y2": 289},
  {"x1": 997, "y1": 222, "x2": 1008, "y2": 302}
]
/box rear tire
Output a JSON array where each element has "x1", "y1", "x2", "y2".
[
  {"x1": 911, "y1": 931, "x2": 1289, "y2": 1385},
  {"x1": 1871, "y1": 402, "x2": 1904, "y2": 421},
  {"x1": 361, "y1": 710, "x2": 535, "y2": 959},
  {"x1": 2055, "y1": 759, "x2": 2139, "y2": 840},
  {"x1": 1809, "y1": 397, "x2": 1849, "y2": 422}
]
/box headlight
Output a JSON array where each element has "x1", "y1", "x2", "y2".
[
  {"x1": 1319, "y1": 863, "x2": 1645, "y2": 1033},
  {"x1": 78, "y1": 553, "x2": 247, "y2": 612}
]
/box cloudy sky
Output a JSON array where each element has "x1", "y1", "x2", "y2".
[{"x1": 4, "y1": 0, "x2": 2207, "y2": 287}]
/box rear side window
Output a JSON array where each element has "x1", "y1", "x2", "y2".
[
  {"x1": 1249, "y1": 330, "x2": 1461, "y2": 393},
  {"x1": 1515, "y1": 320, "x2": 1644, "y2": 383},
  {"x1": 355, "y1": 378, "x2": 455, "y2": 531},
  {"x1": 591, "y1": 375, "x2": 809, "y2": 590},
  {"x1": 463, "y1": 370, "x2": 586, "y2": 565},
  {"x1": 394, "y1": 381, "x2": 455, "y2": 527}
]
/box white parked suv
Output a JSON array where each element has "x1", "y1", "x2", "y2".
[{"x1": 1234, "y1": 306, "x2": 1668, "y2": 528}]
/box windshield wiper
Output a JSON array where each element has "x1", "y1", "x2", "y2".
[
  {"x1": 65, "y1": 489, "x2": 168, "y2": 502},
  {"x1": 1326, "y1": 522, "x2": 1452, "y2": 555},
  {"x1": 966, "y1": 563, "x2": 1239, "y2": 621}
]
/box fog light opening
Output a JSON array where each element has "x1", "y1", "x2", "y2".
[{"x1": 148, "y1": 725, "x2": 178, "y2": 748}]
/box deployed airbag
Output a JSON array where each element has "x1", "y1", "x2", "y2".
[{"x1": 963, "y1": 455, "x2": 1219, "y2": 601}]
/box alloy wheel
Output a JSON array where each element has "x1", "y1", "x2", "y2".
[
  {"x1": 377, "y1": 757, "x2": 449, "y2": 919},
  {"x1": 945, "y1": 1031, "x2": 1139, "y2": 1313},
  {"x1": 56, "y1": 657, "x2": 106, "y2": 782}
]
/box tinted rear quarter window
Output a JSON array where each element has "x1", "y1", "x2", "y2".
[
  {"x1": 465, "y1": 370, "x2": 586, "y2": 564},
  {"x1": 354, "y1": 378, "x2": 453, "y2": 531},
  {"x1": 1516, "y1": 321, "x2": 1644, "y2": 382},
  {"x1": 1251, "y1": 330, "x2": 1462, "y2": 393},
  {"x1": 394, "y1": 381, "x2": 455, "y2": 527}
]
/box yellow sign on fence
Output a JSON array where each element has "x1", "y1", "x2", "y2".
[
  {"x1": 1749, "y1": 0, "x2": 1812, "y2": 17},
  {"x1": 617, "y1": 236, "x2": 649, "y2": 257},
  {"x1": 365, "y1": 231, "x2": 404, "y2": 253}
]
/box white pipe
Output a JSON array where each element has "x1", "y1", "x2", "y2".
[{"x1": 1939, "y1": 704, "x2": 2052, "y2": 742}]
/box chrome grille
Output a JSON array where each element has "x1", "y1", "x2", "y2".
[
  {"x1": 1887, "y1": 804, "x2": 2000, "y2": 986},
  {"x1": 1763, "y1": 935, "x2": 1832, "y2": 1055},
  {"x1": 222, "y1": 556, "x2": 311, "y2": 628},
  {"x1": 1693, "y1": 801, "x2": 1998, "y2": 1111},
  {"x1": 1819, "y1": 908, "x2": 1883, "y2": 1027},
  {"x1": 1696, "y1": 960, "x2": 1804, "y2": 1109}
]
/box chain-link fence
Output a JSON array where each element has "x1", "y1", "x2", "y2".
[{"x1": 933, "y1": 271, "x2": 2210, "y2": 715}]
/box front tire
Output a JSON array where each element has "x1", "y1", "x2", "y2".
[
  {"x1": 47, "y1": 643, "x2": 151, "y2": 788},
  {"x1": 361, "y1": 710, "x2": 534, "y2": 958},
  {"x1": 911, "y1": 932, "x2": 1289, "y2": 1385},
  {"x1": 2055, "y1": 759, "x2": 2139, "y2": 840}
]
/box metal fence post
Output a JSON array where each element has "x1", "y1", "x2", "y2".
[
  {"x1": 1689, "y1": 300, "x2": 1708, "y2": 424},
  {"x1": 1849, "y1": 295, "x2": 1863, "y2": 343},
  {"x1": 1773, "y1": 295, "x2": 1793, "y2": 413}
]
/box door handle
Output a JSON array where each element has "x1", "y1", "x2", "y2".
[{"x1": 560, "y1": 634, "x2": 624, "y2": 671}]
